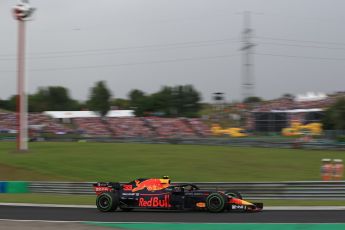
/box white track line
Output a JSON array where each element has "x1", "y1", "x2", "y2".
[
  {"x1": 1, "y1": 203, "x2": 345, "y2": 210},
  {"x1": 0, "y1": 219, "x2": 83, "y2": 223},
  {"x1": 0, "y1": 219, "x2": 344, "y2": 225},
  {"x1": 265, "y1": 206, "x2": 345, "y2": 210},
  {"x1": 0, "y1": 203, "x2": 95, "y2": 208}
]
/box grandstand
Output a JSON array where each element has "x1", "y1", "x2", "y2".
[
  {"x1": 186, "y1": 118, "x2": 212, "y2": 137},
  {"x1": 73, "y1": 117, "x2": 112, "y2": 136},
  {"x1": 144, "y1": 117, "x2": 196, "y2": 138},
  {"x1": 29, "y1": 113, "x2": 73, "y2": 134},
  {"x1": 0, "y1": 112, "x2": 16, "y2": 133},
  {"x1": 0, "y1": 111, "x2": 212, "y2": 138},
  {"x1": 247, "y1": 92, "x2": 343, "y2": 132},
  {"x1": 0, "y1": 112, "x2": 74, "y2": 135},
  {"x1": 0, "y1": 92, "x2": 343, "y2": 138},
  {"x1": 106, "y1": 117, "x2": 154, "y2": 138}
]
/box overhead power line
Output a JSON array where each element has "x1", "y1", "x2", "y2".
[
  {"x1": 0, "y1": 40, "x2": 239, "y2": 61},
  {"x1": 0, "y1": 53, "x2": 239, "y2": 73},
  {"x1": 255, "y1": 36, "x2": 345, "y2": 47},
  {"x1": 254, "y1": 52, "x2": 345, "y2": 61},
  {"x1": 2, "y1": 40, "x2": 342, "y2": 62},
  {"x1": 259, "y1": 41, "x2": 345, "y2": 51},
  {"x1": 0, "y1": 38, "x2": 239, "y2": 58}
]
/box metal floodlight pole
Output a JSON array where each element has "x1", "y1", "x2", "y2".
[
  {"x1": 13, "y1": 0, "x2": 35, "y2": 151},
  {"x1": 17, "y1": 19, "x2": 27, "y2": 151}
]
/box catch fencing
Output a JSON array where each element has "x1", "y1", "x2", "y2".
[
  {"x1": 28, "y1": 181, "x2": 345, "y2": 200},
  {"x1": 32, "y1": 137, "x2": 345, "y2": 150},
  {"x1": 2, "y1": 136, "x2": 345, "y2": 150}
]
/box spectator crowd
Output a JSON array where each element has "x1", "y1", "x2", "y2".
[
  {"x1": 1, "y1": 92, "x2": 343, "y2": 138},
  {"x1": 0, "y1": 112, "x2": 211, "y2": 138},
  {"x1": 251, "y1": 95, "x2": 339, "y2": 113}
]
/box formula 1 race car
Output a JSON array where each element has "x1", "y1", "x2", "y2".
[{"x1": 93, "y1": 177, "x2": 263, "y2": 213}]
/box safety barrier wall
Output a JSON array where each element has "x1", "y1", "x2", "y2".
[
  {"x1": 87, "y1": 137, "x2": 345, "y2": 150},
  {"x1": 0, "y1": 181, "x2": 29, "y2": 193},
  {"x1": 0, "y1": 182, "x2": 6, "y2": 193},
  {"x1": 2, "y1": 137, "x2": 345, "y2": 150},
  {"x1": 27, "y1": 181, "x2": 345, "y2": 200}
]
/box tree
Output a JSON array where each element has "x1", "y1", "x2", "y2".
[
  {"x1": 129, "y1": 89, "x2": 145, "y2": 104},
  {"x1": 0, "y1": 87, "x2": 78, "y2": 112},
  {"x1": 128, "y1": 89, "x2": 146, "y2": 116},
  {"x1": 173, "y1": 85, "x2": 201, "y2": 117},
  {"x1": 48, "y1": 86, "x2": 77, "y2": 110},
  {"x1": 182, "y1": 85, "x2": 201, "y2": 117},
  {"x1": 153, "y1": 86, "x2": 174, "y2": 116},
  {"x1": 29, "y1": 86, "x2": 80, "y2": 112},
  {"x1": 87, "y1": 81, "x2": 112, "y2": 116},
  {"x1": 243, "y1": 96, "x2": 263, "y2": 104},
  {"x1": 0, "y1": 98, "x2": 5, "y2": 110},
  {"x1": 322, "y1": 97, "x2": 345, "y2": 130},
  {"x1": 282, "y1": 93, "x2": 294, "y2": 100},
  {"x1": 0, "y1": 95, "x2": 16, "y2": 111},
  {"x1": 110, "y1": 98, "x2": 130, "y2": 110},
  {"x1": 128, "y1": 85, "x2": 201, "y2": 117}
]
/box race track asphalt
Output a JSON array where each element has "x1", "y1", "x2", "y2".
[{"x1": 0, "y1": 206, "x2": 345, "y2": 223}]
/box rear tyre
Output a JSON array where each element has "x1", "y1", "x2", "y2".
[
  {"x1": 206, "y1": 193, "x2": 226, "y2": 213},
  {"x1": 225, "y1": 190, "x2": 242, "y2": 199},
  {"x1": 96, "y1": 192, "x2": 119, "y2": 212}
]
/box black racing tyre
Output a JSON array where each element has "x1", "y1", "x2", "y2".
[
  {"x1": 96, "y1": 192, "x2": 119, "y2": 212},
  {"x1": 206, "y1": 192, "x2": 227, "y2": 213},
  {"x1": 225, "y1": 190, "x2": 242, "y2": 199}
]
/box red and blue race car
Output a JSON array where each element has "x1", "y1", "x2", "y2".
[{"x1": 93, "y1": 177, "x2": 263, "y2": 213}]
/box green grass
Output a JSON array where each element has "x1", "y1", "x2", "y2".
[
  {"x1": 1, "y1": 142, "x2": 344, "y2": 206},
  {"x1": 1, "y1": 194, "x2": 345, "y2": 206},
  {"x1": 0, "y1": 142, "x2": 344, "y2": 182},
  {"x1": 0, "y1": 194, "x2": 95, "y2": 205},
  {"x1": 261, "y1": 199, "x2": 345, "y2": 206}
]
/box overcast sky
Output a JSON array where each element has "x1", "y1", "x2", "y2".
[{"x1": 1, "y1": 0, "x2": 345, "y2": 102}]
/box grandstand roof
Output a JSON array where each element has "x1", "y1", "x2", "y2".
[
  {"x1": 106, "y1": 110, "x2": 134, "y2": 117},
  {"x1": 270, "y1": 108, "x2": 323, "y2": 113},
  {"x1": 43, "y1": 110, "x2": 135, "y2": 118},
  {"x1": 295, "y1": 92, "x2": 327, "y2": 102},
  {"x1": 43, "y1": 111, "x2": 99, "y2": 119}
]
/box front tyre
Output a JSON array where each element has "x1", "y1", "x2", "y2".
[
  {"x1": 206, "y1": 193, "x2": 226, "y2": 213},
  {"x1": 225, "y1": 190, "x2": 242, "y2": 199},
  {"x1": 96, "y1": 192, "x2": 119, "y2": 212}
]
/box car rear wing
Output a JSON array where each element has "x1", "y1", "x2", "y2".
[{"x1": 93, "y1": 182, "x2": 121, "y2": 195}]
